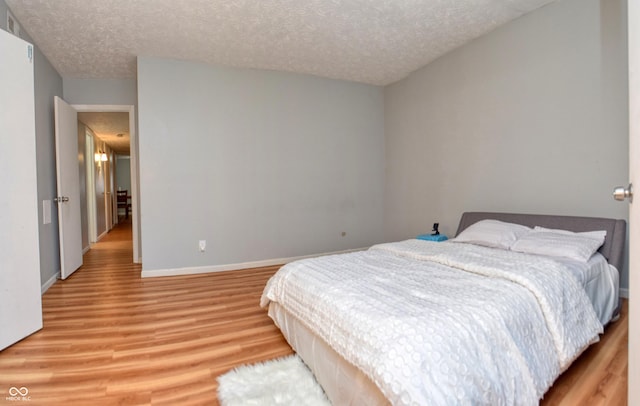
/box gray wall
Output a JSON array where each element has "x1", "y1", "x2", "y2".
[
  {"x1": 384, "y1": 0, "x2": 629, "y2": 286},
  {"x1": 2, "y1": 0, "x2": 63, "y2": 289},
  {"x1": 137, "y1": 57, "x2": 385, "y2": 271},
  {"x1": 3, "y1": 0, "x2": 629, "y2": 289},
  {"x1": 116, "y1": 156, "x2": 131, "y2": 194},
  {"x1": 63, "y1": 78, "x2": 138, "y2": 106}
]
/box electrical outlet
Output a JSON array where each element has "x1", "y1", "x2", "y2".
[{"x1": 199, "y1": 240, "x2": 206, "y2": 252}]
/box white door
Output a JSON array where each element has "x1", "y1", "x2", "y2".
[
  {"x1": 0, "y1": 31, "x2": 43, "y2": 350},
  {"x1": 628, "y1": 1, "x2": 639, "y2": 404},
  {"x1": 54, "y1": 97, "x2": 83, "y2": 279}
]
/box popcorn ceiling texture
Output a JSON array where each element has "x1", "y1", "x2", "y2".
[
  {"x1": 77, "y1": 112, "x2": 130, "y2": 154},
  {"x1": 6, "y1": 0, "x2": 555, "y2": 85}
]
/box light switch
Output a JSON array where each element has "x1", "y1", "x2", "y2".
[{"x1": 43, "y1": 199, "x2": 51, "y2": 224}]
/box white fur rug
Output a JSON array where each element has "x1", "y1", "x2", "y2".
[{"x1": 217, "y1": 355, "x2": 331, "y2": 406}]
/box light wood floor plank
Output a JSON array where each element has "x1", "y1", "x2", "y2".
[{"x1": 0, "y1": 219, "x2": 627, "y2": 405}]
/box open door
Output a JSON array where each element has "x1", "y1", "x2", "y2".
[
  {"x1": 54, "y1": 96, "x2": 83, "y2": 279},
  {"x1": 628, "y1": 1, "x2": 639, "y2": 403},
  {"x1": 0, "y1": 30, "x2": 43, "y2": 350}
]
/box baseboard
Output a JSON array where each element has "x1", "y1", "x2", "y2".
[
  {"x1": 96, "y1": 230, "x2": 108, "y2": 242},
  {"x1": 82, "y1": 245, "x2": 91, "y2": 254},
  {"x1": 41, "y1": 271, "x2": 60, "y2": 294},
  {"x1": 620, "y1": 288, "x2": 629, "y2": 299},
  {"x1": 141, "y1": 248, "x2": 366, "y2": 278}
]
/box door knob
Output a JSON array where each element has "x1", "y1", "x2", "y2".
[{"x1": 612, "y1": 183, "x2": 633, "y2": 202}]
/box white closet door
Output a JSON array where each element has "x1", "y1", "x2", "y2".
[{"x1": 0, "y1": 30, "x2": 43, "y2": 350}]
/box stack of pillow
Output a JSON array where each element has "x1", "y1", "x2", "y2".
[{"x1": 451, "y1": 219, "x2": 606, "y2": 263}]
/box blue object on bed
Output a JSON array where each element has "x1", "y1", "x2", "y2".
[{"x1": 416, "y1": 234, "x2": 448, "y2": 242}]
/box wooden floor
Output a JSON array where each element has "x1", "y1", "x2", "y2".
[{"x1": 0, "y1": 220, "x2": 628, "y2": 405}]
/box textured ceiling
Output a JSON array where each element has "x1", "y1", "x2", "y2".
[
  {"x1": 6, "y1": 0, "x2": 556, "y2": 86},
  {"x1": 78, "y1": 112, "x2": 130, "y2": 155}
]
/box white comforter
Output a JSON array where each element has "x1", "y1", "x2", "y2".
[{"x1": 260, "y1": 240, "x2": 603, "y2": 405}]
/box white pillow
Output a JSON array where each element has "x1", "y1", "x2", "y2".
[
  {"x1": 533, "y1": 226, "x2": 606, "y2": 241},
  {"x1": 511, "y1": 227, "x2": 606, "y2": 262},
  {"x1": 451, "y1": 220, "x2": 532, "y2": 250}
]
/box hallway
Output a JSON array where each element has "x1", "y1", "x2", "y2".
[{"x1": 82, "y1": 217, "x2": 137, "y2": 272}]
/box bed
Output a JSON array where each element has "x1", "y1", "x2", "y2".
[{"x1": 260, "y1": 212, "x2": 626, "y2": 405}]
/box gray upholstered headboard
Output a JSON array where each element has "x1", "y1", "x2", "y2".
[{"x1": 456, "y1": 212, "x2": 627, "y2": 271}]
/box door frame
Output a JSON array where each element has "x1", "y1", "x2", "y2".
[
  {"x1": 104, "y1": 148, "x2": 113, "y2": 233},
  {"x1": 74, "y1": 104, "x2": 140, "y2": 263},
  {"x1": 85, "y1": 131, "x2": 97, "y2": 245}
]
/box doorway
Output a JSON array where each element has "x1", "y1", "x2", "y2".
[{"x1": 75, "y1": 104, "x2": 140, "y2": 263}]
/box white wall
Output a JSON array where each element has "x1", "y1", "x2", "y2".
[
  {"x1": 137, "y1": 57, "x2": 385, "y2": 272},
  {"x1": 384, "y1": 0, "x2": 629, "y2": 286}
]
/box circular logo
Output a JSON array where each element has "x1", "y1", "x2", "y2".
[{"x1": 9, "y1": 387, "x2": 28, "y2": 397}]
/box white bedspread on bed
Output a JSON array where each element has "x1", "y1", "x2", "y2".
[
  {"x1": 260, "y1": 240, "x2": 603, "y2": 406},
  {"x1": 554, "y1": 253, "x2": 619, "y2": 325}
]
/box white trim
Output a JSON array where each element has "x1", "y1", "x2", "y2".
[
  {"x1": 41, "y1": 272, "x2": 60, "y2": 294},
  {"x1": 141, "y1": 248, "x2": 366, "y2": 278},
  {"x1": 620, "y1": 288, "x2": 629, "y2": 299},
  {"x1": 82, "y1": 245, "x2": 91, "y2": 254},
  {"x1": 85, "y1": 131, "x2": 97, "y2": 243}
]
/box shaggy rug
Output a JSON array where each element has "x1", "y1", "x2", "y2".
[{"x1": 217, "y1": 355, "x2": 331, "y2": 406}]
